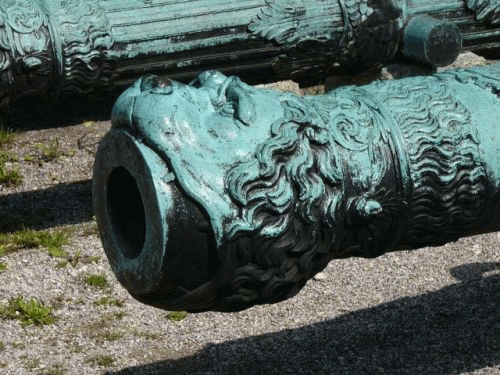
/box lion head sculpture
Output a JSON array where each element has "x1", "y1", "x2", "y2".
[
  {"x1": 96, "y1": 70, "x2": 405, "y2": 312},
  {"x1": 95, "y1": 66, "x2": 495, "y2": 312}
]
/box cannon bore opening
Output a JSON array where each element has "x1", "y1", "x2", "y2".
[{"x1": 107, "y1": 166, "x2": 146, "y2": 259}]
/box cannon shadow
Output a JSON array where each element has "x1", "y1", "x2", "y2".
[
  {"x1": 6, "y1": 95, "x2": 116, "y2": 131},
  {"x1": 0, "y1": 180, "x2": 94, "y2": 233},
  {"x1": 110, "y1": 262, "x2": 499, "y2": 375}
]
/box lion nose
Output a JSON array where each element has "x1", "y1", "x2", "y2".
[{"x1": 140, "y1": 75, "x2": 174, "y2": 94}]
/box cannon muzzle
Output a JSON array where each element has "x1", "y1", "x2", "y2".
[{"x1": 93, "y1": 129, "x2": 222, "y2": 311}]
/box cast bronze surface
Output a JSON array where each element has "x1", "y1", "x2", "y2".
[
  {"x1": 93, "y1": 64, "x2": 500, "y2": 312},
  {"x1": 3, "y1": 0, "x2": 500, "y2": 111}
]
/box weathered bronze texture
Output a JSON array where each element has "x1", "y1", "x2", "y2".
[
  {"x1": 93, "y1": 63, "x2": 500, "y2": 312},
  {"x1": 3, "y1": 0, "x2": 500, "y2": 111}
]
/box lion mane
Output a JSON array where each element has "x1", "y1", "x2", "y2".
[{"x1": 218, "y1": 93, "x2": 346, "y2": 311}]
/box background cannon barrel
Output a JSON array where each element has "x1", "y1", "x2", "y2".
[
  {"x1": 94, "y1": 63, "x2": 500, "y2": 312},
  {"x1": 4, "y1": 0, "x2": 500, "y2": 112}
]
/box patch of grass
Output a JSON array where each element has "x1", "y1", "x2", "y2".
[
  {"x1": 11, "y1": 341, "x2": 25, "y2": 349},
  {"x1": 0, "y1": 228, "x2": 71, "y2": 258},
  {"x1": 133, "y1": 330, "x2": 161, "y2": 340},
  {"x1": 71, "y1": 315, "x2": 131, "y2": 345},
  {"x1": 81, "y1": 222, "x2": 99, "y2": 236},
  {"x1": 23, "y1": 154, "x2": 34, "y2": 161},
  {"x1": 68, "y1": 250, "x2": 81, "y2": 267},
  {"x1": 114, "y1": 311, "x2": 126, "y2": 319},
  {"x1": 95, "y1": 296, "x2": 124, "y2": 307},
  {"x1": 85, "y1": 274, "x2": 108, "y2": 289},
  {"x1": 23, "y1": 357, "x2": 40, "y2": 370},
  {"x1": 46, "y1": 245, "x2": 67, "y2": 257},
  {"x1": 0, "y1": 341, "x2": 4, "y2": 351},
  {"x1": 0, "y1": 262, "x2": 6, "y2": 272},
  {"x1": 98, "y1": 331, "x2": 124, "y2": 342},
  {"x1": 88, "y1": 255, "x2": 101, "y2": 263},
  {"x1": 0, "y1": 127, "x2": 16, "y2": 148},
  {"x1": 0, "y1": 150, "x2": 9, "y2": 163},
  {"x1": 164, "y1": 311, "x2": 188, "y2": 322},
  {"x1": 36, "y1": 138, "x2": 62, "y2": 162},
  {"x1": 0, "y1": 128, "x2": 22, "y2": 187},
  {"x1": 0, "y1": 296, "x2": 56, "y2": 327},
  {"x1": 0, "y1": 150, "x2": 17, "y2": 162},
  {"x1": 33, "y1": 138, "x2": 75, "y2": 165},
  {"x1": 67, "y1": 251, "x2": 100, "y2": 267},
  {"x1": 70, "y1": 315, "x2": 112, "y2": 337},
  {"x1": 39, "y1": 363, "x2": 66, "y2": 375},
  {"x1": 65, "y1": 149, "x2": 76, "y2": 157},
  {"x1": 55, "y1": 261, "x2": 68, "y2": 269},
  {"x1": 0, "y1": 163, "x2": 22, "y2": 187},
  {"x1": 88, "y1": 355, "x2": 114, "y2": 367}
]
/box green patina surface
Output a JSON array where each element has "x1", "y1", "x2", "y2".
[
  {"x1": 93, "y1": 63, "x2": 500, "y2": 312},
  {"x1": 2, "y1": 0, "x2": 500, "y2": 110}
]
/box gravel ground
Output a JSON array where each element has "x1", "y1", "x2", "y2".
[{"x1": 0, "y1": 53, "x2": 498, "y2": 375}]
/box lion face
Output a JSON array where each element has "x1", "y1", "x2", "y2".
[
  {"x1": 107, "y1": 72, "x2": 401, "y2": 311},
  {"x1": 111, "y1": 71, "x2": 285, "y2": 243}
]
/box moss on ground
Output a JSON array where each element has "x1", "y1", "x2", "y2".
[
  {"x1": 88, "y1": 355, "x2": 114, "y2": 367},
  {"x1": 94, "y1": 295, "x2": 124, "y2": 307},
  {"x1": 165, "y1": 311, "x2": 188, "y2": 322},
  {"x1": 0, "y1": 296, "x2": 56, "y2": 327},
  {"x1": 84, "y1": 274, "x2": 108, "y2": 289},
  {"x1": 0, "y1": 228, "x2": 72, "y2": 258},
  {"x1": 0, "y1": 127, "x2": 22, "y2": 187}
]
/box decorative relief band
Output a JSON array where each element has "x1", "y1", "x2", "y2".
[
  {"x1": 467, "y1": 0, "x2": 500, "y2": 25},
  {"x1": 248, "y1": 0, "x2": 344, "y2": 46},
  {"x1": 47, "y1": 0, "x2": 114, "y2": 93},
  {"x1": 339, "y1": 0, "x2": 374, "y2": 28},
  {"x1": 5, "y1": 0, "x2": 500, "y2": 111},
  {"x1": 249, "y1": 0, "x2": 404, "y2": 74},
  {"x1": 0, "y1": 0, "x2": 55, "y2": 108},
  {"x1": 380, "y1": 75, "x2": 487, "y2": 246}
]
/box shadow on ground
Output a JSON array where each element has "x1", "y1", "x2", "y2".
[
  {"x1": 111, "y1": 262, "x2": 500, "y2": 375},
  {"x1": 0, "y1": 180, "x2": 93, "y2": 232},
  {"x1": 6, "y1": 95, "x2": 117, "y2": 131}
]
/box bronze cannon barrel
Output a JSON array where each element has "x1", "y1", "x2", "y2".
[
  {"x1": 94, "y1": 64, "x2": 500, "y2": 312},
  {"x1": 4, "y1": 0, "x2": 500, "y2": 111}
]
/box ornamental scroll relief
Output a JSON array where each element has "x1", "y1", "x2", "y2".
[
  {"x1": 94, "y1": 64, "x2": 500, "y2": 312},
  {"x1": 1, "y1": 0, "x2": 500, "y2": 111},
  {"x1": 249, "y1": 0, "x2": 404, "y2": 78},
  {"x1": 0, "y1": 0, "x2": 54, "y2": 108}
]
